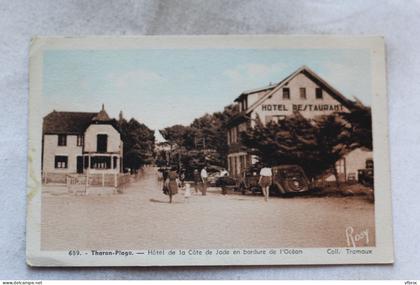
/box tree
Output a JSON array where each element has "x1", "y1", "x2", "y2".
[
  {"x1": 159, "y1": 104, "x2": 237, "y2": 171},
  {"x1": 119, "y1": 117, "x2": 155, "y2": 172},
  {"x1": 160, "y1": 125, "x2": 191, "y2": 148},
  {"x1": 339, "y1": 99, "x2": 372, "y2": 150},
  {"x1": 315, "y1": 114, "x2": 351, "y2": 185},
  {"x1": 241, "y1": 112, "x2": 351, "y2": 183}
]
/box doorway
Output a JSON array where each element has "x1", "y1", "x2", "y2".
[{"x1": 77, "y1": 156, "x2": 83, "y2": 174}]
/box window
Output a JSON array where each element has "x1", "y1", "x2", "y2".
[
  {"x1": 84, "y1": 156, "x2": 89, "y2": 169},
  {"x1": 54, "y1": 156, "x2": 68, "y2": 168},
  {"x1": 265, "y1": 115, "x2": 273, "y2": 124},
  {"x1": 266, "y1": 115, "x2": 286, "y2": 124},
  {"x1": 274, "y1": 115, "x2": 286, "y2": 123},
  {"x1": 242, "y1": 97, "x2": 248, "y2": 111},
  {"x1": 300, "y1": 88, "x2": 307, "y2": 99},
  {"x1": 232, "y1": 157, "x2": 237, "y2": 176},
  {"x1": 58, "y1": 134, "x2": 67, "y2": 146},
  {"x1": 282, "y1": 88, "x2": 290, "y2": 100},
  {"x1": 77, "y1": 135, "x2": 84, "y2": 146},
  {"x1": 91, "y1": 156, "x2": 111, "y2": 169},
  {"x1": 113, "y1": 156, "x2": 118, "y2": 169},
  {"x1": 97, "y1": 134, "x2": 108, "y2": 153},
  {"x1": 230, "y1": 128, "x2": 236, "y2": 144},
  {"x1": 316, "y1": 88, "x2": 323, "y2": 99},
  {"x1": 240, "y1": 155, "x2": 245, "y2": 172}
]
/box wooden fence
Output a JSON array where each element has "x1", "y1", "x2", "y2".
[{"x1": 42, "y1": 172, "x2": 135, "y2": 195}]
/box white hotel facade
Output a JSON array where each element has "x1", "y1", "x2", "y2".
[{"x1": 226, "y1": 66, "x2": 372, "y2": 182}]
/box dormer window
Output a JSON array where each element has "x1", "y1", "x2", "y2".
[
  {"x1": 77, "y1": 135, "x2": 84, "y2": 146},
  {"x1": 58, "y1": 134, "x2": 67, "y2": 146},
  {"x1": 97, "y1": 134, "x2": 108, "y2": 153}
]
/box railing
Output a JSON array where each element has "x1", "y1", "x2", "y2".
[
  {"x1": 42, "y1": 172, "x2": 68, "y2": 184},
  {"x1": 42, "y1": 172, "x2": 135, "y2": 195}
]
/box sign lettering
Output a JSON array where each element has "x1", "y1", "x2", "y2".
[{"x1": 261, "y1": 104, "x2": 344, "y2": 112}]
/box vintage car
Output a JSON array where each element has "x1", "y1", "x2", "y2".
[
  {"x1": 270, "y1": 165, "x2": 311, "y2": 195},
  {"x1": 215, "y1": 175, "x2": 236, "y2": 187},
  {"x1": 358, "y1": 159, "x2": 374, "y2": 188},
  {"x1": 207, "y1": 165, "x2": 229, "y2": 186},
  {"x1": 238, "y1": 165, "x2": 262, "y2": 195}
]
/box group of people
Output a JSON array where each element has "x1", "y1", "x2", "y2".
[
  {"x1": 161, "y1": 164, "x2": 273, "y2": 203},
  {"x1": 161, "y1": 166, "x2": 209, "y2": 203}
]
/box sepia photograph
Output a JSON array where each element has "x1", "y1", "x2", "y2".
[{"x1": 27, "y1": 36, "x2": 392, "y2": 266}]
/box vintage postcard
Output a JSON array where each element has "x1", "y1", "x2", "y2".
[{"x1": 27, "y1": 35, "x2": 393, "y2": 266}]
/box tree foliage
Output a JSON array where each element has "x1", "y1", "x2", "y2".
[
  {"x1": 241, "y1": 108, "x2": 371, "y2": 181},
  {"x1": 159, "y1": 104, "x2": 238, "y2": 170},
  {"x1": 118, "y1": 117, "x2": 155, "y2": 172},
  {"x1": 339, "y1": 99, "x2": 372, "y2": 150}
]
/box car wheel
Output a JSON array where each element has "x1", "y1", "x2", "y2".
[
  {"x1": 251, "y1": 187, "x2": 260, "y2": 195},
  {"x1": 239, "y1": 184, "x2": 246, "y2": 195},
  {"x1": 283, "y1": 177, "x2": 308, "y2": 193}
]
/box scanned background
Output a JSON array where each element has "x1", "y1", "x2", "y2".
[{"x1": 0, "y1": 0, "x2": 419, "y2": 279}]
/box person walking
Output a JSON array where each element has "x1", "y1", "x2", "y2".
[
  {"x1": 161, "y1": 168, "x2": 169, "y2": 195},
  {"x1": 258, "y1": 165, "x2": 272, "y2": 202},
  {"x1": 179, "y1": 168, "x2": 186, "y2": 188},
  {"x1": 193, "y1": 169, "x2": 200, "y2": 193},
  {"x1": 167, "y1": 166, "x2": 179, "y2": 203},
  {"x1": 200, "y1": 166, "x2": 208, "y2": 196}
]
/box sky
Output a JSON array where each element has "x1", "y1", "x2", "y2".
[{"x1": 43, "y1": 48, "x2": 371, "y2": 131}]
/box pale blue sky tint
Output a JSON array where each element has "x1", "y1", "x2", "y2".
[{"x1": 43, "y1": 48, "x2": 371, "y2": 130}]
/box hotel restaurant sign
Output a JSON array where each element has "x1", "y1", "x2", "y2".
[{"x1": 261, "y1": 103, "x2": 345, "y2": 112}]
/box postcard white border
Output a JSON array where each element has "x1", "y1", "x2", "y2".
[{"x1": 27, "y1": 35, "x2": 393, "y2": 266}]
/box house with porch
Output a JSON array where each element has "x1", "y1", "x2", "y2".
[{"x1": 42, "y1": 105, "x2": 123, "y2": 182}]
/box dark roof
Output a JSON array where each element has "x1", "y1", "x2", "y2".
[
  {"x1": 93, "y1": 104, "x2": 111, "y2": 121},
  {"x1": 234, "y1": 85, "x2": 275, "y2": 102},
  {"x1": 227, "y1": 66, "x2": 357, "y2": 128},
  {"x1": 225, "y1": 112, "x2": 249, "y2": 128},
  {"x1": 43, "y1": 111, "x2": 98, "y2": 135}
]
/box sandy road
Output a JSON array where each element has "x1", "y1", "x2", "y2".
[{"x1": 41, "y1": 167, "x2": 375, "y2": 250}]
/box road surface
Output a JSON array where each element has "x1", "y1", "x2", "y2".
[{"x1": 41, "y1": 167, "x2": 375, "y2": 250}]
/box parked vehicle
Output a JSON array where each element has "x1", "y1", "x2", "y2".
[
  {"x1": 358, "y1": 159, "x2": 374, "y2": 188},
  {"x1": 207, "y1": 166, "x2": 229, "y2": 186},
  {"x1": 215, "y1": 175, "x2": 236, "y2": 187},
  {"x1": 270, "y1": 165, "x2": 310, "y2": 195},
  {"x1": 238, "y1": 165, "x2": 262, "y2": 195}
]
